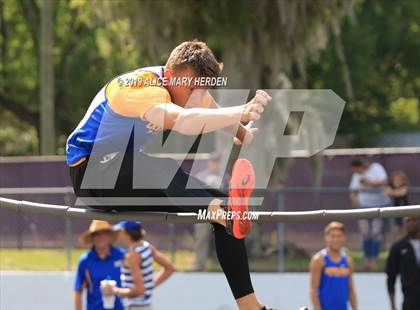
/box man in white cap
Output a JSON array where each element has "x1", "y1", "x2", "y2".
[{"x1": 74, "y1": 220, "x2": 125, "y2": 310}]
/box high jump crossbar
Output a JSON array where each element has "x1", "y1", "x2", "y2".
[
  {"x1": 1, "y1": 186, "x2": 420, "y2": 196},
  {"x1": 1, "y1": 196, "x2": 419, "y2": 223}
]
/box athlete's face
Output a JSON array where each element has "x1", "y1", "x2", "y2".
[
  {"x1": 164, "y1": 67, "x2": 205, "y2": 107},
  {"x1": 325, "y1": 229, "x2": 346, "y2": 251}
]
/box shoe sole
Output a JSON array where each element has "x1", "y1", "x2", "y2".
[{"x1": 227, "y1": 158, "x2": 255, "y2": 239}]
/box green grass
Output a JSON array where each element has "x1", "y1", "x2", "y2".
[
  {"x1": 0, "y1": 249, "x2": 195, "y2": 272},
  {"x1": 0, "y1": 249, "x2": 84, "y2": 271},
  {"x1": 347, "y1": 250, "x2": 388, "y2": 272},
  {"x1": 0, "y1": 248, "x2": 388, "y2": 272}
]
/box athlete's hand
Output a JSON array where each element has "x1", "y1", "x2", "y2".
[
  {"x1": 240, "y1": 90, "x2": 272, "y2": 123},
  {"x1": 233, "y1": 122, "x2": 258, "y2": 147}
]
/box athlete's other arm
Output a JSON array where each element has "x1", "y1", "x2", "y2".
[
  {"x1": 309, "y1": 253, "x2": 323, "y2": 310},
  {"x1": 114, "y1": 253, "x2": 145, "y2": 297},
  {"x1": 143, "y1": 90, "x2": 271, "y2": 136},
  {"x1": 208, "y1": 90, "x2": 271, "y2": 146},
  {"x1": 348, "y1": 256, "x2": 358, "y2": 310},
  {"x1": 151, "y1": 244, "x2": 176, "y2": 288}
]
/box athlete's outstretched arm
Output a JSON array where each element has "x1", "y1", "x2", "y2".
[
  {"x1": 208, "y1": 98, "x2": 249, "y2": 143},
  {"x1": 143, "y1": 91, "x2": 270, "y2": 136},
  {"x1": 209, "y1": 90, "x2": 272, "y2": 146}
]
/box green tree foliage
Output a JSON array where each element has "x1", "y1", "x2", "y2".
[
  {"x1": 0, "y1": 0, "x2": 139, "y2": 155},
  {"x1": 307, "y1": 0, "x2": 420, "y2": 145}
]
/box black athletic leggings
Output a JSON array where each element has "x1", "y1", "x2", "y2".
[{"x1": 69, "y1": 151, "x2": 254, "y2": 299}]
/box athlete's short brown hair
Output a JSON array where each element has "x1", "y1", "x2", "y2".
[
  {"x1": 324, "y1": 221, "x2": 345, "y2": 235},
  {"x1": 165, "y1": 40, "x2": 223, "y2": 78}
]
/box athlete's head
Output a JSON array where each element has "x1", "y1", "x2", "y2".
[
  {"x1": 324, "y1": 221, "x2": 346, "y2": 252},
  {"x1": 164, "y1": 40, "x2": 223, "y2": 106},
  {"x1": 350, "y1": 157, "x2": 369, "y2": 174}
]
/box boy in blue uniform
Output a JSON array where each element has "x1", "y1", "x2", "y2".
[
  {"x1": 74, "y1": 220, "x2": 125, "y2": 310},
  {"x1": 67, "y1": 40, "x2": 272, "y2": 310},
  {"x1": 309, "y1": 222, "x2": 357, "y2": 310}
]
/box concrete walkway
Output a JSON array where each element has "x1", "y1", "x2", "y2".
[{"x1": 0, "y1": 272, "x2": 402, "y2": 309}]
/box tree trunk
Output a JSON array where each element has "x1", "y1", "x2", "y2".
[
  {"x1": 39, "y1": 0, "x2": 55, "y2": 155},
  {"x1": 331, "y1": 12, "x2": 355, "y2": 103}
]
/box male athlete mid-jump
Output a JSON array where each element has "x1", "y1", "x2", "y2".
[{"x1": 67, "y1": 40, "x2": 272, "y2": 310}]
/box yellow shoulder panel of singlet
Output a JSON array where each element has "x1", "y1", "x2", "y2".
[{"x1": 106, "y1": 71, "x2": 172, "y2": 119}]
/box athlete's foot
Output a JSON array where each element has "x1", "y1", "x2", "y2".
[{"x1": 225, "y1": 158, "x2": 256, "y2": 239}]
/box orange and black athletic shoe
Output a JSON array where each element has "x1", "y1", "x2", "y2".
[{"x1": 225, "y1": 158, "x2": 256, "y2": 239}]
